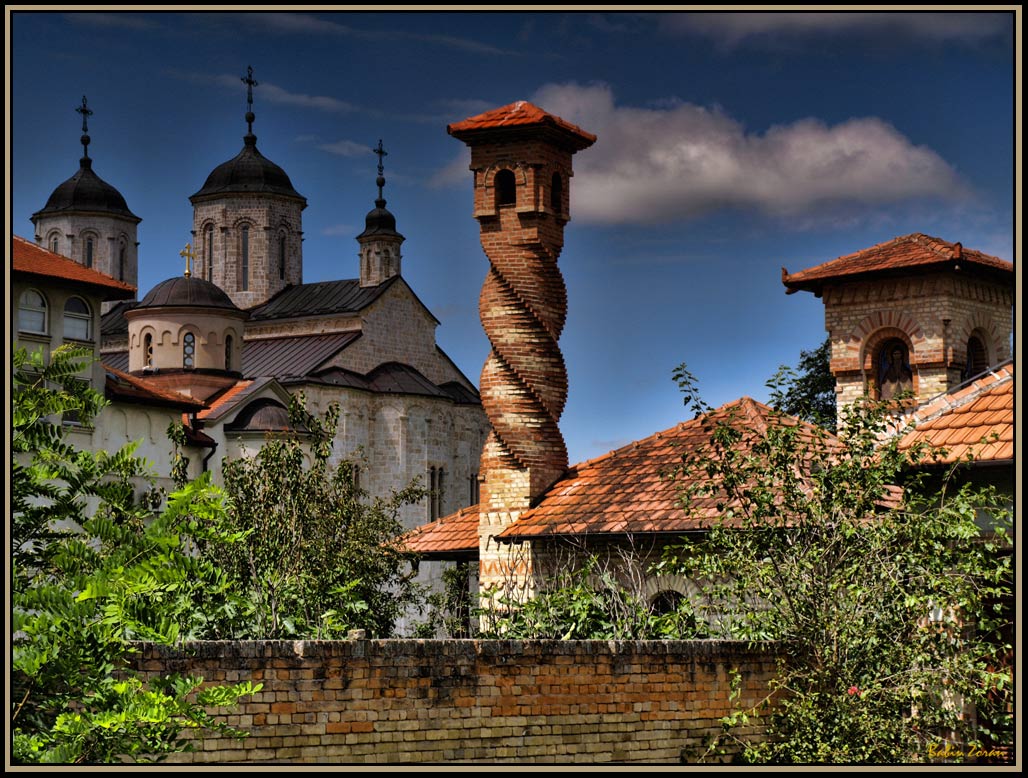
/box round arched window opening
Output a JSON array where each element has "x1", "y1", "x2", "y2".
[
  {"x1": 650, "y1": 590, "x2": 686, "y2": 617},
  {"x1": 964, "y1": 335, "x2": 989, "y2": 380},
  {"x1": 495, "y1": 169, "x2": 516, "y2": 207},
  {"x1": 550, "y1": 172, "x2": 563, "y2": 214},
  {"x1": 19, "y1": 289, "x2": 48, "y2": 334},
  {"x1": 183, "y1": 332, "x2": 196, "y2": 368},
  {"x1": 143, "y1": 333, "x2": 154, "y2": 367},
  {"x1": 876, "y1": 338, "x2": 913, "y2": 401},
  {"x1": 63, "y1": 296, "x2": 92, "y2": 341},
  {"x1": 225, "y1": 334, "x2": 234, "y2": 371}
]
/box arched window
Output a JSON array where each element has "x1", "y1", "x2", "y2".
[
  {"x1": 19, "y1": 289, "x2": 48, "y2": 334},
  {"x1": 240, "y1": 225, "x2": 250, "y2": 291},
  {"x1": 225, "y1": 334, "x2": 234, "y2": 370},
  {"x1": 143, "y1": 333, "x2": 154, "y2": 367},
  {"x1": 118, "y1": 243, "x2": 126, "y2": 280},
  {"x1": 964, "y1": 335, "x2": 989, "y2": 379},
  {"x1": 650, "y1": 590, "x2": 685, "y2": 617},
  {"x1": 205, "y1": 225, "x2": 214, "y2": 283},
  {"x1": 84, "y1": 237, "x2": 95, "y2": 269},
  {"x1": 49, "y1": 235, "x2": 60, "y2": 254},
  {"x1": 550, "y1": 171, "x2": 563, "y2": 213},
  {"x1": 63, "y1": 296, "x2": 92, "y2": 341},
  {"x1": 495, "y1": 169, "x2": 516, "y2": 207},
  {"x1": 279, "y1": 233, "x2": 286, "y2": 280},
  {"x1": 183, "y1": 332, "x2": 195, "y2": 368},
  {"x1": 876, "y1": 339, "x2": 913, "y2": 401}
]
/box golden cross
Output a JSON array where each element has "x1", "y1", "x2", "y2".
[{"x1": 180, "y1": 243, "x2": 196, "y2": 277}]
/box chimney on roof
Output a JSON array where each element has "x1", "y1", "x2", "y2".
[{"x1": 449, "y1": 102, "x2": 595, "y2": 597}]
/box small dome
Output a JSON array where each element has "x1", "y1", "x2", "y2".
[
  {"x1": 32, "y1": 157, "x2": 139, "y2": 221},
  {"x1": 190, "y1": 135, "x2": 305, "y2": 202},
  {"x1": 357, "y1": 203, "x2": 401, "y2": 239},
  {"x1": 137, "y1": 276, "x2": 241, "y2": 311}
]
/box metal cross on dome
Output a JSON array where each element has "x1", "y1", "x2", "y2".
[
  {"x1": 374, "y1": 139, "x2": 388, "y2": 200},
  {"x1": 76, "y1": 95, "x2": 93, "y2": 157},
  {"x1": 241, "y1": 65, "x2": 258, "y2": 134}
]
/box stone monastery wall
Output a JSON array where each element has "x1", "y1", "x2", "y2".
[{"x1": 136, "y1": 639, "x2": 777, "y2": 764}]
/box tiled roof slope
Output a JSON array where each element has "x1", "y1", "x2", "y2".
[
  {"x1": 403, "y1": 398, "x2": 833, "y2": 557},
  {"x1": 197, "y1": 380, "x2": 255, "y2": 421},
  {"x1": 402, "y1": 505, "x2": 481, "y2": 559},
  {"x1": 13, "y1": 236, "x2": 136, "y2": 298},
  {"x1": 246, "y1": 278, "x2": 397, "y2": 321},
  {"x1": 898, "y1": 361, "x2": 1014, "y2": 465},
  {"x1": 448, "y1": 101, "x2": 596, "y2": 149},
  {"x1": 104, "y1": 365, "x2": 205, "y2": 411},
  {"x1": 242, "y1": 332, "x2": 361, "y2": 379},
  {"x1": 783, "y1": 233, "x2": 1013, "y2": 293}
]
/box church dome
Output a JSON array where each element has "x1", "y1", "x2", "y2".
[
  {"x1": 137, "y1": 276, "x2": 241, "y2": 311},
  {"x1": 33, "y1": 157, "x2": 140, "y2": 221},
  {"x1": 190, "y1": 134, "x2": 305, "y2": 202},
  {"x1": 358, "y1": 202, "x2": 400, "y2": 239}
]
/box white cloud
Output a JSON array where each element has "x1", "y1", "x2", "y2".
[
  {"x1": 321, "y1": 224, "x2": 355, "y2": 237},
  {"x1": 428, "y1": 149, "x2": 472, "y2": 190},
  {"x1": 661, "y1": 12, "x2": 1009, "y2": 47},
  {"x1": 530, "y1": 82, "x2": 965, "y2": 226},
  {"x1": 316, "y1": 139, "x2": 374, "y2": 158}
]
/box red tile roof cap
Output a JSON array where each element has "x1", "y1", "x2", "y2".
[
  {"x1": 448, "y1": 101, "x2": 596, "y2": 149},
  {"x1": 14, "y1": 235, "x2": 136, "y2": 299}
]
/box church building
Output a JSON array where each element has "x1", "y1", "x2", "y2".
[{"x1": 16, "y1": 78, "x2": 489, "y2": 612}]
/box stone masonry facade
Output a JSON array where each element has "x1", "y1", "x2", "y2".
[
  {"x1": 823, "y1": 272, "x2": 1013, "y2": 410},
  {"x1": 135, "y1": 639, "x2": 777, "y2": 764}
]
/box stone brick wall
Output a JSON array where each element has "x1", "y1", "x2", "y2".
[
  {"x1": 135, "y1": 639, "x2": 777, "y2": 764},
  {"x1": 822, "y1": 273, "x2": 1013, "y2": 410}
]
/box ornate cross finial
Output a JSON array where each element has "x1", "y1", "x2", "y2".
[
  {"x1": 180, "y1": 243, "x2": 196, "y2": 278},
  {"x1": 76, "y1": 95, "x2": 93, "y2": 158},
  {"x1": 373, "y1": 139, "x2": 388, "y2": 202},
  {"x1": 241, "y1": 65, "x2": 258, "y2": 135}
]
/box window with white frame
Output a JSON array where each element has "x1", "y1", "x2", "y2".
[
  {"x1": 19, "y1": 289, "x2": 48, "y2": 334},
  {"x1": 63, "y1": 297, "x2": 92, "y2": 341}
]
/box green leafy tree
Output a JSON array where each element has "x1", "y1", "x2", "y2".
[
  {"x1": 188, "y1": 395, "x2": 425, "y2": 639},
  {"x1": 768, "y1": 336, "x2": 837, "y2": 432},
  {"x1": 665, "y1": 366, "x2": 1013, "y2": 764},
  {"x1": 11, "y1": 345, "x2": 259, "y2": 764}
]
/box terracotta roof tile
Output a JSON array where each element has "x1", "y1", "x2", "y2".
[
  {"x1": 196, "y1": 380, "x2": 255, "y2": 420},
  {"x1": 898, "y1": 362, "x2": 1013, "y2": 465},
  {"x1": 783, "y1": 234, "x2": 1013, "y2": 293},
  {"x1": 13, "y1": 235, "x2": 136, "y2": 298},
  {"x1": 447, "y1": 101, "x2": 596, "y2": 149},
  {"x1": 104, "y1": 365, "x2": 205, "y2": 411},
  {"x1": 401, "y1": 505, "x2": 480, "y2": 558}
]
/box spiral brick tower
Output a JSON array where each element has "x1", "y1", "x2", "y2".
[{"x1": 449, "y1": 102, "x2": 595, "y2": 595}]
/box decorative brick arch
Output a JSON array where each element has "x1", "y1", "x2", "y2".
[
  {"x1": 848, "y1": 310, "x2": 926, "y2": 366},
  {"x1": 955, "y1": 311, "x2": 1002, "y2": 367},
  {"x1": 482, "y1": 162, "x2": 528, "y2": 189},
  {"x1": 859, "y1": 326, "x2": 920, "y2": 400},
  {"x1": 641, "y1": 573, "x2": 700, "y2": 603}
]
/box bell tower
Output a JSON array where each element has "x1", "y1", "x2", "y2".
[{"x1": 449, "y1": 101, "x2": 595, "y2": 596}]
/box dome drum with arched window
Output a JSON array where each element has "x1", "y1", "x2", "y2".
[{"x1": 124, "y1": 275, "x2": 248, "y2": 376}]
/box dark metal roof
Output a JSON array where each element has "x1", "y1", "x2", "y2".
[
  {"x1": 309, "y1": 362, "x2": 478, "y2": 404},
  {"x1": 103, "y1": 350, "x2": 129, "y2": 372},
  {"x1": 439, "y1": 380, "x2": 481, "y2": 405},
  {"x1": 224, "y1": 398, "x2": 294, "y2": 432},
  {"x1": 241, "y1": 332, "x2": 361, "y2": 379},
  {"x1": 137, "y1": 276, "x2": 242, "y2": 311},
  {"x1": 190, "y1": 134, "x2": 305, "y2": 203},
  {"x1": 247, "y1": 277, "x2": 397, "y2": 320},
  {"x1": 101, "y1": 300, "x2": 135, "y2": 337},
  {"x1": 32, "y1": 157, "x2": 140, "y2": 222}
]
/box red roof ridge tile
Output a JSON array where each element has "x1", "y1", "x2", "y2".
[
  {"x1": 902, "y1": 361, "x2": 1013, "y2": 429},
  {"x1": 13, "y1": 235, "x2": 137, "y2": 297}
]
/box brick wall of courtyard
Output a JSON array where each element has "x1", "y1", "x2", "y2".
[{"x1": 136, "y1": 639, "x2": 777, "y2": 764}]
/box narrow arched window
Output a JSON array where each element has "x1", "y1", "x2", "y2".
[
  {"x1": 63, "y1": 296, "x2": 92, "y2": 341},
  {"x1": 183, "y1": 332, "x2": 195, "y2": 368},
  {"x1": 965, "y1": 336, "x2": 989, "y2": 379},
  {"x1": 279, "y1": 234, "x2": 286, "y2": 280},
  {"x1": 876, "y1": 339, "x2": 913, "y2": 401},
  {"x1": 49, "y1": 235, "x2": 60, "y2": 253},
  {"x1": 85, "y1": 237, "x2": 94, "y2": 269},
  {"x1": 118, "y1": 243, "x2": 126, "y2": 280},
  {"x1": 143, "y1": 333, "x2": 154, "y2": 367},
  {"x1": 550, "y1": 172, "x2": 563, "y2": 213},
  {"x1": 240, "y1": 225, "x2": 250, "y2": 291},
  {"x1": 225, "y1": 334, "x2": 234, "y2": 370},
  {"x1": 495, "y1": 169, "x2": 516, "y2": 206},
  {"x1": 19, "y1": 289, "x2": 48, "y2": 334},
  {"x1": 205, "y1": 225, "x2": 214, "y2": 283}
]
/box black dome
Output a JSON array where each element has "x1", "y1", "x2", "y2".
[
  {"x1": 137, "y1": 276, "x2": 241, "y2": 311},
  {"x1": 190, "y1": 135, "x2": 305, "y2": 203},
  {"x1": 357, "y1": 202, "x2": 402, "y2": 239},
  {"x1": 33, "y1": 157, "x2": 139, "y2": 222}
]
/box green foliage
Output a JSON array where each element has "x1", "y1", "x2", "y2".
[
  {"x1": 768, "y1": 336, "x2": 837, "y2": 432},
  {"x1": 416, "y1": 561, "x2": 475, "y2": 638},
  {"x1": 11, "y1": 345, "x2": 260, "y2": 764},
  {"x1": 666, "y1": 365, "x2": 1013, "y2": 764},
  {"x1": 190, "y1": 394, "x2": 425, "y2": 639}
]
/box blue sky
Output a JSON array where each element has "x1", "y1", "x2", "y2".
[{"x1": 9, "y1": 10, "x2": 1017, "y2": 464}]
